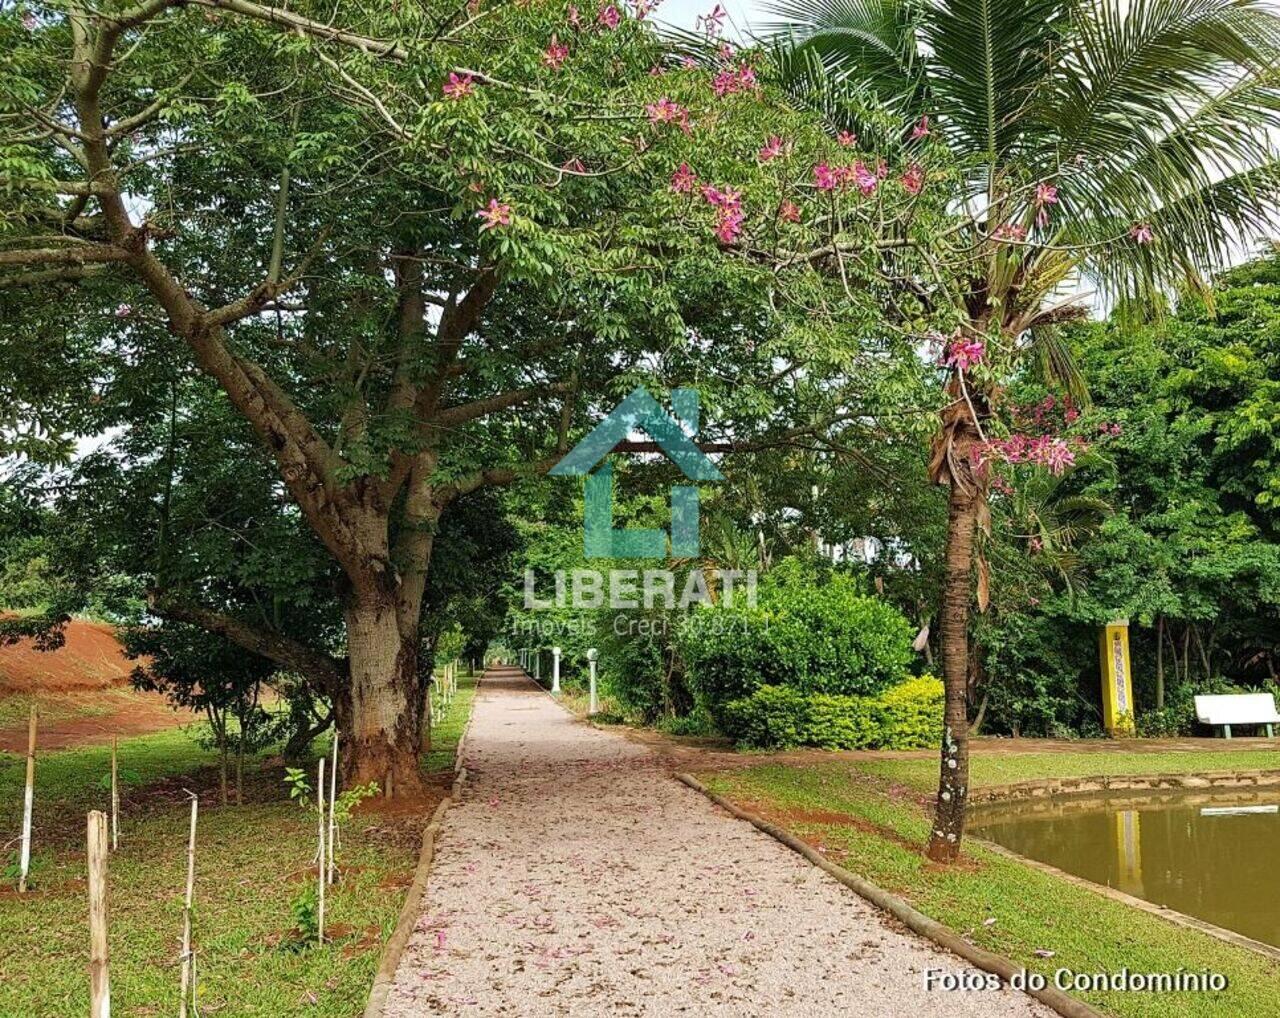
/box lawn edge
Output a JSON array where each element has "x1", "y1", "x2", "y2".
[
  {"x1": 362, "y1": 669, "x2": 480, "y2": 1018},
  {"x1": 675, "y1": 771, "x2": 1104, "y2": 1018}
]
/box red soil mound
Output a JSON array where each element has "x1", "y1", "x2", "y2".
[{"x1": 0, "y1": 619, "x2": 137, "y2": 693}]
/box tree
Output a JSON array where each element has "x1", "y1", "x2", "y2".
[
  {"x1": 770, "y1": 0, "x2": 1280, "y2": 859},
  {"x1": 2, "y1": 2, "x2": 932, "y2": 789}
]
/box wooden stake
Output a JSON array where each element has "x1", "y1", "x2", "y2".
[
  {"x1": 316, "y1": 758, "x2": 326, "y2": 944},
  {"x1": 110, "y1": 736, "x2": 119, "y2": 851},
  {"x1": 178, "y1": 792, "x2": 198, "y2": 1018},
  {"x1": 87, "y1": 810, "x2": 110, "y2": 1018},
  {"x1": 18, "y1": 705, "x2": 36, "y2": 892},
  {"x1": 327, "y1": 733, "x2": 338, "y2": 886}
]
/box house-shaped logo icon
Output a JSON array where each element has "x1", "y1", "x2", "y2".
[{"x1": 550, "y1": 387, "x2": 723, "y2": 558}]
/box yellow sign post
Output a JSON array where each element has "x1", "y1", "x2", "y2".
[{"x1": 1099, "y1": 619, "x2": 1136, "y2": 736}]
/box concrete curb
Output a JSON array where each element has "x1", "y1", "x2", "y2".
[
  {"x1": 675, "y1": 771, "x2": 1104, "y2": 1018},
  {"x1": 362, "y1": 669, "x2": 480, "y2": 1018}
]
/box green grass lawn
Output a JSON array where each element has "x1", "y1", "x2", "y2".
[
  {"x1": 858, "y1": 746, "x2": 1280, "y2": 794},
  {"x1": 698, "y1": 760, "x2": 1280, "y2": 1017},
  {"x1": 0, "y1": 674, "x2": 477, "y2": 1017}
]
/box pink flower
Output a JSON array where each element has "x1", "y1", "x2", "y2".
[
  {"x1": 779, "y1": 200, "x2": 801, "y2": 223},
  {"x1": 701, "y1": 185, "x2": 741, "y2": 211},
  {"x1": 114, "y1": 304, "x2": 133, "y2": 318},
  {"x1": 945, "y1": 336, "x2": 985, "y2": 370},
  {"x1": 837, "y1": 130, "x2": 857, "y2": 147},
  {"x1": 543, "y1": 37, "x2": 570, "y2": 69},
  {"x1": 712, "y1": 63, "x2": 759, "y2": 98},
  {"x1": 670, "y1": 162, "x2": 696, "y2": 193},
  {"x1": 758, "y1": 135, "x2": 785, "y2": 162},
  {"x1": 476, "y1": 198, "x2": 512, "y2": 231},
  {"x1": 715, "y1": 208, "x2": 744, "y2": 243},
  {"x1": 813, "y1": 162, "x2": 839, "y2": 191},
  {"x1": 645, "y1": 97, "x2": 690, "y2": 131},
  {"x1": 635, "y1": 0, "x2": 654, "y2": 18},
  {"x1": 911, "y1": 115, "x2": 931, "y2": 140},
  {"x1": 568, "y1": 4, "x2": 582, "y2": 27},
  {"x1": 718, "y1": 42, "x2": 735, "y2": 62},
  {"x1": 562, "y1": 157, "x2": 587, "y2": 174},
  {"x1": 681, "y1": 55, "x2": 699, "y2": 70},
  {"x1": 1029, "y1": 536, "x2": 1043, "y2": 553},
  {"x1": 443, "y1": 72, "x2": 475, "y2": 100},
  {"x1": 900, "y1": 162, "x2": 924, "y2": 195},
  {"x1": 698, "y1": 3, "x2": 727, "y2": 39},
  {"x1": 991, "y1": 223, "x2": 1027, "y2": 242},
  {"x1": 597, "y1": 4, "x2": 620, "y2": 28},
  {"x1": 649, "y1": 64, "x2": 666, "y2": 76},
  {"x1": 1034, "y1": 181, "x2": 1059, "y2": 226},
  {"x1": 851, "y1": 160, "x2": 879, "y2": 195},
  {"x1": 1130, "y1": 222, "x2": 1154, "y2": 245}
]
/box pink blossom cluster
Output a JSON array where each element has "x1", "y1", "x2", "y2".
[
  {"x1": 702, "y1": 185, "x2": 745, "y2": 243},
  {"x1": 697, "y1": 3, "x2": 727, "y2": 39},
  {"x1": 1034, "y1": 182, "x2": 1058, "y2": 227},
  {"x1": 712, "y1": 63, "x2": 758, "y2": 97},
  {"x1": 980, "y1": 434, "x2": 1079, "y2": 475},
  {"x1": 944, "y1": 336, "x2": 985, "y2": 370},
  {"x1": 991, "y1": 223, "x2": 1028, "y2": 242},
  {"x1": 645, "y1": 97, "x2": 690, "y2": 132},
  {"x1": 812, "y1": 160, "x2": 881, "y2": 195},
  {"x1": 900, "y1": 162, "x2": 925, "y2": 195},
  {"x1": 911, "y1": 116, "x2": 931, "y2": 140},
  {"x1": 1130, "y1": 223, "x2": 1154, "y2": 245},
  {"x1": 597, "y1": 4, "x2": 620, "y2": 29}
]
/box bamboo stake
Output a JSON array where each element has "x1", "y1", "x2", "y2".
[
  {"x1": 327, "y1": 733, "x2": 338, "y2": 886},
  {"x1": 316, "y1": 758, "x2": 326, "y2": 944},
  {"x1": 18, "y1": 705, "x2": 36, "y2": 892},
  {"x1": 178, "y1": 792, "x2": 198, "y2": 1018},
  {"x1": 87, "y1": 810, "x2": 110, "y2": 1018},
  {"x1": 110, "y1": 736, "x2": 119, "y2": 851}
]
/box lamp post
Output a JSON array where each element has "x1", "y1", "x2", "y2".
[
  {"x1": 551, "y1": 646, "x2": 561, "y2": 695},
  {"x1": 587, "y1": 647, "x2": 599, "y2": 715},
  {"x1": 534, "y1": 649, "x2": 541, "y2": 684}
]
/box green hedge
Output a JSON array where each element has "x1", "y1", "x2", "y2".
[
  {"x1": 678, "y1": 573, "x2": 915, "y2": 722},
  {"x1": 721, "y1": 676, "x2": 944, "y2": 750}
]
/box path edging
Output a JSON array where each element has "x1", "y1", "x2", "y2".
[
  {"x1": 362, "y1": 670, "x2": 479, "y2": 1018},
  {"x1": 675, "y1": 772, "x2": 1103, "y2": 1018}
]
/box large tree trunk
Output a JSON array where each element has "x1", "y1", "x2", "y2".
[
  {"x1": 344, "y1": 596, "x2": 427, "y2": 798},
  {"x1": 925, "y1": 482, "x2": 979, "y2": 863}
]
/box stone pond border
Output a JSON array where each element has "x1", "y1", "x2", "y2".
[
  {"x1": 363, "y1": 672, "x2": 479, "y2": 1018},
  {"x1": 676, "y1": 771, "x2": 1103, "y2": 1018},
  {"x1": 969, "y1": 768, "x2": 1280, "y2": 806}
]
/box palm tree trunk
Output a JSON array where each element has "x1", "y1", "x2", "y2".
[{"x1": 925, "y1": 482, "x2": 979, "y2": 863}]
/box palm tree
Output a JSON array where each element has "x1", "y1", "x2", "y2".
[{"x1": 766, "y1": 0, "x2": 1280, "y2": 861}]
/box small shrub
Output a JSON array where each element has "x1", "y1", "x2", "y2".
[
  {"x1": 721, "y1": 676, "x2": 944, "y2": 750},
  {"x1": 679, "y1": 572, "x2": 914, "y2": 722}
]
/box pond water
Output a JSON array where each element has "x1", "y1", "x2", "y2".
[{"x1": 970, "y1": 791, "x2": 1280, "y2": 949}]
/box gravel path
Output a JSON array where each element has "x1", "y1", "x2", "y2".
[{"x1": 383, "y1": 668, "x2": 1053, "y2": 1017}]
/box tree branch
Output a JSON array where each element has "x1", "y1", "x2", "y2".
[
  {"x1": 431, "y1": 381, "x2": 572, "y2": 428},
  {"x1": 147, "y1": 591, "x2": 346, "y2": 695}
]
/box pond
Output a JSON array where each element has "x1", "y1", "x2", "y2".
[{"x1": 970, "y1": 790, "x2": 1280, "y2": 949}]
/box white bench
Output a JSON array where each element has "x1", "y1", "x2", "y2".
[{"x1": 1194, "y1": 693, "x2": 1280, "y2": 739}]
